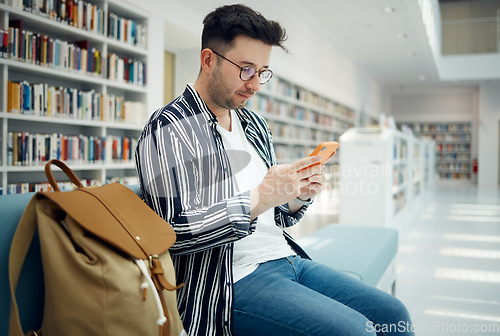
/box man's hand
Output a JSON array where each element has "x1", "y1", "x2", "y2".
[
  {"x1": 297, "y1": 164, "x2": 326, "y2": 201},
  {"x1": 250, "y1": 156, "x2": 325, "y2": 219}
]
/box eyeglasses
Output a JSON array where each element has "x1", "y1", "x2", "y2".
[{"x1": 211, "y1": 50, "x2": 273, "y2": 85}]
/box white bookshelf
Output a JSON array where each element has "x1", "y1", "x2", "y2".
[
  {"x1": 338, "y1": 127, "x2": 434, "y2": 228},
  {"x1": 422, "y1": 138, "x2": 436, "y2": 187},
  {"x1": 0, "y1": 0, "x2": 148, "y2": 194}
]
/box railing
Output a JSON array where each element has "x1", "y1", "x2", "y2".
[{"x1": 441, "y1": 16, "x2": 499, "y2": 55}]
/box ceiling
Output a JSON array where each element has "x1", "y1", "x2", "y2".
[
  {"x1": 162, "y1": 0, "x2": 494, "y2": 90},
  {"x1": 283, "y1": 0, "x2": 441, "y2": 87}
]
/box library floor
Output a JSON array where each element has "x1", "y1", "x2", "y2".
[{"x1": 290, "y1": 183, "x2": 500, "y2": 335}]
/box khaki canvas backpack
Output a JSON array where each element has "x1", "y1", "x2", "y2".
[{"x1": 9, "y1": 159, "x2": 186, "y2": 336}]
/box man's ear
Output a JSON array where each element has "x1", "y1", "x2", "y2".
[{"x1": 200, "y1": 48, "x2": 216, "y2": 74}]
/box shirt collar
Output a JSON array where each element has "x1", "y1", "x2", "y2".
[
  {"x1": 184, "y1": 84, "x2": 218, "y2": 124},
  {"x1": 185, "y1": 84, "x2": 254, "y2": 132}
]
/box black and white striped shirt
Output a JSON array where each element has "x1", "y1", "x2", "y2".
[{"x1": 135, "y1": 85, "x2": 309, "y2": 336}]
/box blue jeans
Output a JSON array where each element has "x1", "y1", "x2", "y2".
[{"x1": 232, "y1": 256, "x2": 414, "y2": 336}]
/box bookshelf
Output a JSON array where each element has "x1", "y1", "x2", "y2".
[
  {"x1": 406, "y1": 134, "x2": 435, "y2": 208},
  {"x1": 0, "y1": 0, "x2": 148, "y2": 194},
  {"x1": 392, "y1": 131, "x2": 408, "y2": 216},
  {"x1": 404, "y1": 122, "x2": 472, "y2": 181},
  {"x1": 422, "y1": 138, "x2": 436, "y2": 187},
  {"x1": 249, "y1": 76, "x2": 355, "y2": 164},
  {"x1": 337, "y1": 128, "x2": 434, "y2": 228}
]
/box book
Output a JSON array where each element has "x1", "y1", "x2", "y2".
[{"x1": 9, "y1": 19, "x2": 23, "y2": 59}]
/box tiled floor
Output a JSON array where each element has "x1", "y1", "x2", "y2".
[
  {"x1": 290, "y1": 183, "x2": 500, "y2": 335},
  {"x1": 396, "y1": 185, "x2": 500, "y2": 336}
]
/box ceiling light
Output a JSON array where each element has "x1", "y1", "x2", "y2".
[
  {"x1": 406, "y1": 51, "x2": 417, "y2": 57},
  {"x1": 419, "y1": 75, "x2": 426, "y2": 81},
  {"x1": 396, "y1": 33, "x2": 408, "y2": 39},
  {"x1": 382, "y1": 6, "x2": 396, "y2": 13}
]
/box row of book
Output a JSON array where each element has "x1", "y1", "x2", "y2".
[
  {"x1": 439, "y1": 172, "x2": 471, "y2": 180},
  {"x1": 3, "y1": 178, "x2": 97, "y2": 195},
  {"x1": 437, "y1": 162, "x2": 471, "y2": 172},
  {"x1": 437, "y1": 153, "x2": 470, "y2": 161},
  {"x1": 262, "y1": 79, "x2": 355, "y2": 119},
  {"x1": 6, "y1": 21, "x2": 103, "y2": 74},
  {"x1": 4, "y1": 0, "x2": 106, "y2": 34},
  {"x1": 250, "y1": 95, "x2": 355, "y2": 128},
  {"x1": 436, "y1": 143, "x2": 471, "y2": 153},
  {"x1": 426, "y1": 133, "x2": 471, "y2": 142},
  {"x1": 7, "y1": 80, "x2": 147, "y2": 124},
  {"x1": 3, "y1": 20, "x2": 147, "y2": 85},
  {"x1": 408, "y1": 122, "x2": 471, "y2": 134},
  {"x1": 2, "y1": 1, "x2": 147, "y2": 48},
  {"x1": 2, "y1": 176, "x2": 139, "y2": 195},
  {"x1": 267, "y1": 121, "x2": 338, "y2": 142},
  {"x1": 7, "y1": 132, "x2": 138, "y2": 166},
  {"x1": 274, "y1": 144, "x2": 342, "y2": 166},
  {"x1": 274, "y1": 144, "x2": 315, "y2": 163},
  {"x1": 107, "y1": 52, "x2": 147, "y2": 85},
  {"x1": 108, "y1": 13, "x2": 146, "y2": 48},
  {"x1": 393, "y1": 168, "x2": 407, "y2": 189},
  {"x1": 393, "y1": 141, "x2": 408, "y2": 161}
]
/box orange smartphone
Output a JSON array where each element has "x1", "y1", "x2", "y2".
[{"x1": 308, "y1": 141, "x2": 339, "y2": 165}]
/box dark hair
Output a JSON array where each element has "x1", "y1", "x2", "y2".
[{"x1": 201, "y1": 4, "x2": 287, "y2": 53}]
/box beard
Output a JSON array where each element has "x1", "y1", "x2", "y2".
[{"x1": 208, "y1": 66, "x2": 254, "y2": 111}]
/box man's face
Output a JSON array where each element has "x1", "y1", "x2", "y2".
[{"x1": 207, "y1": 35, "x2": 272, "y2": 111}]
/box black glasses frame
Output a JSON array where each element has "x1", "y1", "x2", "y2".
[{"x1": 211, "y1": 50, "x2": 273, "y2": 85}]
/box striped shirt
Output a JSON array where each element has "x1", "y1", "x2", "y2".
[{"x1": 135, "y1": 85, "x2": 310, "y2": 336}]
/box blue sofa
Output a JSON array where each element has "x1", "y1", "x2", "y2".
[
  {"x1": 299, "y1": 224, "x2": 398, "y2": 293},
  {"x1": 0, "y1": 186, "x2": 397, "y2": 334},
  {"x1": 1, "y1": 192, "x2": 43, "y2": 335}
]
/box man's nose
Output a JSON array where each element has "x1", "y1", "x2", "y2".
[{"x1": 246, "y1": 75, "x2": 261, "y2": 92}]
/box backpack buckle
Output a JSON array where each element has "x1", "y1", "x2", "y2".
[{"x1": 149, "y1": 254, "x2": 160, "y2": 269}]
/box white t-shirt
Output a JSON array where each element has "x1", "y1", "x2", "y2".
[{"x1": 216, "y1": 110, "x2": 294, "y2": 282}]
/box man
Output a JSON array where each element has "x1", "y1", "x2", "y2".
[{"x1": 136, "y1": 4, "x2": 414, "y2": 336}]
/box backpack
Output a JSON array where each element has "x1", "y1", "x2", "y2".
[{"x1": 8, "y1": 159, "x2": 186, "y2": 336}]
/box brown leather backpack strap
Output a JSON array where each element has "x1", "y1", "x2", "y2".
[
  {"x1": 44, "y1": 159, "x2": 84, "y2": 191},
  {"x1": 8, "y1": 197, "x2": 38, "y2": 336},
  {"x1": 150, "y1": 258, "x2": 183, "y2": 292}
]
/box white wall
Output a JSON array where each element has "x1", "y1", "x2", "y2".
[
  {"x1": 478, "y1": 83, "x2": 500, "y2": 187},
  {"x1": 390, "y1": 87, "x2": 477, "y2": 123},
  {"x1": 147, "y1": 15, "x2": 166, "y2": 113},
  {"x1": 174, "y1": 49, "x2": 200, "y2": 95},
  {"x1": 438, "y1": 54, "x2": 500, "y2": 81}
]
